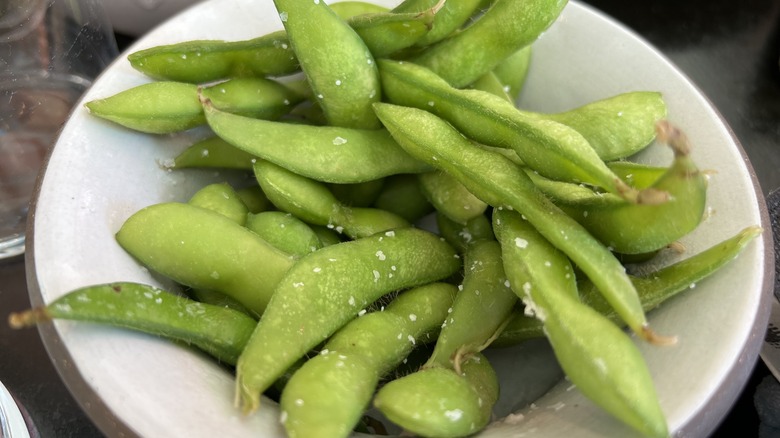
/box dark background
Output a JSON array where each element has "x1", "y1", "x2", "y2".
[{"x1": 1, "y1": 0, "x2": 778, "y2": 436}]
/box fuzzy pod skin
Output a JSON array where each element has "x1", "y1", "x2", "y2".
[
  {"x1": 528, "y1": 122, "x2": 707, "y2": 254},
  {"x1": 127, "y1": 30, "x2": 300, "y2": 83},
  {"x1": 418, "y1": 171, "x2": 488, "y2": 225},
  {"x1": 235, "y1": 227, "x2": 461, "y2": 413},
  {"x1": 494, "y1": 207, "x2": 668, "y2": 438},
  {"x1": 377, "y1": 60, "x2": 643, "y2": 202},
  {"x1": 425, "y1": 240, "x2": 517, "y2": 370},
  {"x1": 411, "y1": 0, "x2": 567, "y2": 88},
  {"x1": 493, "y1": 225, "x2": 762, "y2": 347},
  {"x1": 345, "y1": 8, "x2": 434, "y2": 58},
  {"x1": 203, "y1": 103, "x2": 431, "y2": 184},
  {"x1": 115, "y1": 202, "x2": 295, "y2": 317},
  {"x1": 245, "y1": 211, "x2": 323, "y2": 257},
  {"x1": 373, "y1": 102, "x2": 655, "y2": 344},
  {"x1": 188, "y1": 182, "x2": 249, "y2": 226},
  {"x1": 253, "y1": 160, "x2": 410, "y2": 239},
  {"x1": 273, "y1": 0, "x2": 381, "y2": 129},
  {"x1": 279, "y1": 283, "x2": 457, "y2": 438},
  {"x1": 374, "y1": 353, "x2": 499, "y2": 438},
  {"x1": 8, "y1": 282, "x2": 256, "y2": 365}
]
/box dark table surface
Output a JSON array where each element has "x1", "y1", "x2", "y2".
[{"x1": 1, "y1": 0, "x2": 779, "y2": 436}]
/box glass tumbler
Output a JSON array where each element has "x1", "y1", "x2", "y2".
[{"x1": 0, "y1": 0, "x2": 118, "y2": 259}]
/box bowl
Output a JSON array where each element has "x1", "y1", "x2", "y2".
[{"x1": 25, "y1": 0, "x2": 774, "y2": 437}]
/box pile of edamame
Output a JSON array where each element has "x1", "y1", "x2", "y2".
[{"x1": 8, "y1": 0, "x2": 764, "y2": 437}]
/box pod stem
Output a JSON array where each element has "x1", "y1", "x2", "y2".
[{"x1": 8, "y1": 308, "x2": 52, "y2": 329}]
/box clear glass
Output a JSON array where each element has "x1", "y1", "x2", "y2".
[{"x1": 0, "y1": 0, "x2": 118, "y2": 259}]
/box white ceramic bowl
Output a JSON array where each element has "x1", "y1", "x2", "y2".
[{"x1": 26, "y1": 1, "x2": 774, "y2": 437}]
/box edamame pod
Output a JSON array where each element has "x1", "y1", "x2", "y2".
[
  {"x1": 344, "y1": 3, "x2": 442, "y2": 58},
  {"x1": 371, "y1": 173, "x2": 434, "y2": 223},
  {"x1": 329, "y1": 179, "x2": 385, "y2": 208},
  {"x1": 236, "y1": 185, "x2": 273, "y2": 214},
  {"x1": 173, "y1": 136, "x2": 256, "y2": 170},
  {"x1": 373, "y1": 353, "x2": 499, "y2": 437},
  {"x1": 373, "y1": 102, "x2": 662, "y2": 343},
  {"x1": 494, "y1": 207, "x2": 668, "y2": 438},
  {"x1": 377, "y1": 60, "x2": 651, "y2": 202},
  {"x1": 436, "y1": 212, "x2": 494, "y2": 254},
  {"x1": 521, "y1": 91, "x2": 668, "y2": 161},
  {"x1": 86, "y1": 78, "x2": 303, "y2": 134},
  {"x1": 8, "y1": 282, "x2": 256, "y2": 365},
  {"x1": 425, "y1": 240, "x2": 517, "y2": 371},
  {"x1": 527, "y1": 121, "x2": 708, "y2": 254},
  {"x1": 491, "y1": 45, "x2": 532, "y2": 102},
  {"x1": 492, "y1": 225, "x2": 762, "y2": 347},
  {"x1": 392, "y1": 0, "x2": 483, "y2": 47},
  {"x1": 235, "y1": 227, "x2": 461, "y2": 413},
  {"x1": 273, "y1": 0, "x2": 381, "y2": 128},
  {"x1": 203, "y1": 102, "x2": 431, "y2": 183},
  {"x1": 189, "y1": 182, "x2": 249, "y2": 226},
  {"x1": 418, "y1": 171, "x2": 488, "y2": 225},
  {"x1": 279, "y1": 283, "x2": 457, "y2": 438},
  {"x1": 329, "y1": 1, "x2": 389, "y2": 18},
  {"x1": 245, "y1": 211, "x2": 323, "y2": 257},
  {"x1": 253, "y1": 159, "x2": 410, "y2": 239},
  {"x1": 127, "y1": 30, "x2": 299, "y2": 82},
  {"x1": 411, "y1": 0, "x2": 567, "y2": 87},
  {"x1": 116, "y1": 202, "x2": 295, "y2": 317}
]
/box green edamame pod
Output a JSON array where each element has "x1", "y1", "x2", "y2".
[
  {"x1": 273, "y1": 0, "x2": 381, "y2": 129},
  {"x1": 8, "y1": 282, "x2": 256, "y2": 365},
  {"x1": 279, "y1": 283, "x2": 457, "y2": 438},
  {"x1": 492, "y1": 225, "x2": 762, "y2": 347},
  {"x1": 425, "y1": 240, "x2": 516, "y2": 370},
  {"x1": 374, "y1": 102, "x2": 663, "y2": 344},
  {"x1": 329, "y1": 179, "x2": 385, "y2": 208},
  {"x1": 203, "y1": 102, "x2": 431, "y2": 183},
  {"x1": 245, "y1": 211, "x2": 322, "y2": 257},
  {"x1": 85, "y1": 82, "x2": 201, "y2": 134},
  {"x1": 372, "y1": 173, "x2": 434, "y2": 223},
  {"x1": 527, "y1": 121, "x2": 708, "y2": 254},
  {"x1": 188, "y1": 182, "x2": 248, "y2": 226},
  {"x1": 127, "y1": 31, "x2": 299, "y2": 82},
  {"x1": 491, "y1": 45, "x2": 532, "y2": 102},
  {"x1": 436, "y1": 212, "x2": 496, "y2": 254},
  {"x1": 495, "y1": 207, "x2": 668, "y2": 438},
  {"x1": 253, "y1": 160, "x2": 409, "y2": 239},
  {"x1": 411, "y1": 0, "x2": 567, "y2": 87},
  {"x1": 607, "y1": 160, "x2": 668, "y2": 189},
  {"x1": 468, "y1": 71, "x2": 513, "y2": 103},
  {"x1": 343, "y1": 4, "x2": 441, "y2": 58},
  {"x1": 521, "y1": 91, "x2": 668, "y2": 161},
  {"x1": 310, "y1": 225, "x2": 343, "y2": 247},
  {"x1": 374, "y1": 353, "x2": 499, "y2": 438},
  {"x1": 173, "y1": 136, "x2": 256, "y2": 170},
  {"x1": 377, "y1": 60, "x2": 651, "y2": 202},
  {"x1": 418, "y1": 171, "x2": 488, "y2": 225},
  {"x1": 187, "y1": 288, "x2": 254, "y2": 317},
  {"x1": 116, "y1": 202, "x2": 295, "y2": 317},
  {"x1": 86, "y1": 78, "x2": 303, "y2": 134},
  {"x1": 235, "y1": 227, "x2": 461, "y2": 413},
  {"x1": 236, "y1": 185, "x2": 273, "y2": 214},
  {"x1": 329, "y1": 1, "x2": 389, "y2": 18},
  {"x1": 392, "y1": 0, "x2": 482, "y2": 47}
]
